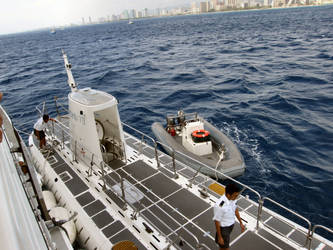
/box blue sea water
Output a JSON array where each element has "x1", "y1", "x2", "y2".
[{"x1": 1, "y1": 5, "x2": 333, "y2": 238}]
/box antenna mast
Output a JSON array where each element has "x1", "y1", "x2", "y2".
[{"x1": 62, "y1": 50, "x2": 78, "y2": 92}]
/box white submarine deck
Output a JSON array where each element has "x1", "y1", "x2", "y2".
[{"x1": 32, "y1": 116, "x2": 333, "y2": 250}]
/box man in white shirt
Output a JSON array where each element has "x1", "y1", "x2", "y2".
[
  {"x1": 33, "y1": 114, "x2": 56, "y2": 149},
  {"x1": 213, "y1": 183, "x2": 245, "y2": 250}
]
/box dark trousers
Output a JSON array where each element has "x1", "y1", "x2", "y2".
[{"x1": 215, "y1": 224, "x2": 234, "y2": 248}]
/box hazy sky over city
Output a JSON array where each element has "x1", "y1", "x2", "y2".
[{"x1": 0, "y1": 0, "x2": 190, "y2": 35}]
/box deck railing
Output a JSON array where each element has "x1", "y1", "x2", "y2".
[
  {"x1": 262, "y1": 197, "x2": 312, "y2": 247},
  {"x1": 38, "y1": 99, "x2": 332, "y2": 248},
  {"x1": 44, "y1": 117, "x2": 207, "y2": 249},
  {"x1": 309, "y1": 225, "x2": 333, "y2": 250}
]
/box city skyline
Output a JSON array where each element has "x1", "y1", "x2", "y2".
[
  {"x1": 76, "y1": 0, "x2": 333, "y2": 27},
  {"x1": 0, "y1": 0, "x2": 191, "y2": 35},
  {"x1": 0, "y1": 0, "x2": 332, "y2": 35}
]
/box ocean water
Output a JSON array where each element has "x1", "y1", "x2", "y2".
[{"x1": 1, "y1": 5, "x2": 333, "y2": 238}]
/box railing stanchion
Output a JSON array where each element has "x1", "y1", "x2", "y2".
[
  {"x1": 256, "y1": 198, "x2": 264, "y2": 230},
  {"x1": 262, "y1": 196, "x2": 312, "y2": 247},
  {"x1": 54, "y1": 96, "x2": 60, "y2": 118},
  {"x1": 309, "y1": 225, "x2": 333, "y2": 250},
  {"x1": 74, "y1": 140, "x2": 77, "y2": 162},
  {"x1": 61, "y1": 129, "x2": 64, "y2": 149},
  {"x1": 139, "y1": 135, "x2": 144, "y2": 155},
  {"x1": 187, "y1": 165, "x2": 203, "y2": 188},
  {"x1": 120, "y1": 177, "x2": 127, "y2": 210},
  {"x1": 171, "y1": 150, "x2": 178, "y2": 179},
  {"x1": 154, "y1": 141, "x2": 160, "y2": 169},
  {"x1": 101, "y1": 162, "x2": 106, "y2": 190},
  {"x1": 88, "y1": 154, "x2": 94, "y2": 177}
]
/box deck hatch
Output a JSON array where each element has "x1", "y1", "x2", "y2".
[
  {"x1": 76, "y1": 192, "x2": 95, "y2": 206},
  {"x1": 258, "y1": 229, "x2": 295, "y2": 250},
  {"x1": 47, "y1": 155, "x2": 58, "y2": 165},
  {"x1": 50, "y1": 151, "x2": 66, "y2": 167},
  {"x1": 92, "y1": 210, "x2": 114, "y2": 229},
  {"x1": 53, "y1": 164, "x2": 68, "y2": 175},
  {"x1": 142, "y1": 146, "x2": 161, "y2": 159},
  {"x1": 159, "y1": 155, "x2": 172, "y2": 165},
  {"x1": 112, "y1": 179, "x2": 144, "y2": 205},
  {"x1": 289, "y1": 229, "x2": 321, "y2": 248},
  {"x1": 246, "y1": 205, "x2": 271, "y2": 222},
  {"x1": 65, "y1": 175, "x2": 88, "y2": 196},
  {"x1": 105, "y1": 189, "x2": 126, "y2": 208},
  {"x1": 134, "y1": 183, "x2": 159, "y2": 203},
  {"x1": 83, "y1": 200, "x2": 106, "y2": 217},
  {"x1": 123, "y1": 160, "x2": 158, "y2": 181},
  {"x1": 59, "y1": 171, "x2": 72, "y2": 182},
  {"x1": 141, "y1": 206, "x2": 176, "y2": 235},
  {"x1": 231, "y1": 230, "x2": 279, "y2": 249},
  {"x1": 237, "y1": 197, "x2": 252, "y2": 210},
  {"x1": 265, "y1": 217, "x2": 294, "y2": 235},
  {"x1": 141, "y1": 173, "x2": 182, "y2": 199},
  {"x1": 102, "y1": 220, "x2": 125, "y2": 238},
  {"x1": 125, "y1": 138, "x2": 137, "y2": 147},
  {"x1": 141, "y1": 201, "x2": 187, "y2": 235},
  {"x1": 169, "y1": 222, "x2": 217, "y2": 250},
  {"x1": 192, "y1": 208, "x2": 215, "y2": 234},
  {"x1": 164, "y1": 188, "x2": 210, "y2": 220}
]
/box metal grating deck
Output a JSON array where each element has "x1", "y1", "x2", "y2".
[{"x1": 34, "y1": 128, "x2": 332, "y2": 250}]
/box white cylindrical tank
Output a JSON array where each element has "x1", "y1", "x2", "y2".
[
  {"x1": 42, "y1": 190, "x2": 57, "y2": 211},
  {"x1": 49, "y1": 207, "x2": 77, "y2": 244}
]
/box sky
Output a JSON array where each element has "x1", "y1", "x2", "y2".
[{"x1": 0, "y1": 0, "x2": 191, "y2": 35}]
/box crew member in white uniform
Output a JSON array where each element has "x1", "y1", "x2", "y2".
[
  {"x1": 213, "y1": 183, "x2": 245, "y2": 250},
  {"x1": 33, "y1": 114, "x2": 56, "y2": 149}
]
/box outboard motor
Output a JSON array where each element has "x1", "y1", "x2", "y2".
[
  {"x1": 166, "y1": 117, "x2": 175, "y2": 127},
  {"x1": 177, "y1": 110, "x2": 186, "y2": 126}
]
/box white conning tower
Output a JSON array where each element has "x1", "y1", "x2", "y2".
[
  {"x1": 68, "y1": 88, "x2": 126, "y2": 165},
  {"x1": 63, "y1": 51, "x2": 126, "y2": 166}
]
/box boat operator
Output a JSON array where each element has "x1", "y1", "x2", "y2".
[
  {"x1": 33, "y1": 114, "x2": 56, "y2": 150},
  {"x1": 213, "y1": 183, "x2": 245, "y2": 250}
]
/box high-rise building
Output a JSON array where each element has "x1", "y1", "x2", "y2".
[
  {"x1": 143, "y1": 8, "x2": 148, "y2": 17},
  {"x1": 137, "y1": 11, "x2": 143, "y2": 18},
  {"x1": 154, "y1": 8, "x2": 161, "y2": 16},
  {"x1": 227, "y1": 0, "x2": 237, "y2": 8},
  {"x1": 191, "y1": 2, "x2": 198, "y2": 13},
  {"x1": 210, "y1": 0, "x2": 220, "y2": 9},
  {"x1": 200, "y1": 1, "x2": 209, "y2": 12},
  {"x1": 130, "y1": 9, "x2": 136, "y2": 19},
  {"x1": 122, "y1": 10, "x2": 129, "y2": 19}
]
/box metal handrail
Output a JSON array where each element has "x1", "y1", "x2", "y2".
[
  {"x1": 1, "y1": 112, "x2": 56, "y2": 249},
  {"x1": 309, "y1": 225, "x2": 333, "y2": 250},
  {"x1": 39, "y1": 103, "x2": 333, "y2": 247},
  {"x1": 99, "y1": 161, "x2": 128, "y2": 210},
  {"x1": 155, "y1": 138, "x2": 262, "y2": 199},
  {"x1": 99, "y1": 166, "x2": 207, "y2": 249},
  {"x1": 47, "y1": 120, "x2": 211, "y2": 249},
  {"x1": 262, "y1": 196, "x2": 312, "y2": 247},
  {"x1": 45, "y1": 119, "x2": 198, "y2": 248},
  {"x1": 123, "y1": 121, "x2": 266, "y2": 229}
]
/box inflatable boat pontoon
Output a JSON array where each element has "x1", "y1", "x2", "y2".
[{"x1": 152, "y1": 111, "x2": 245, "y2": 179}]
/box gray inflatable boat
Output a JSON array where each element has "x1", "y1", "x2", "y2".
[{"x1": 152, "y1": 111, "x2": 245, "y2": 179}]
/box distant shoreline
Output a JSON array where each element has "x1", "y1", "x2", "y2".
[{"x1": 1, "y1": 3, "x2": 332, "y2": 36}]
